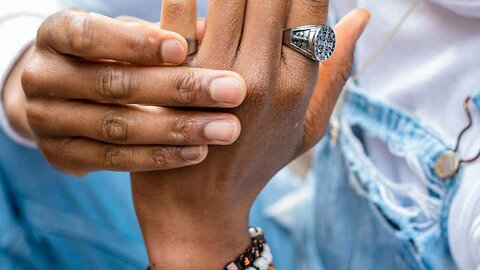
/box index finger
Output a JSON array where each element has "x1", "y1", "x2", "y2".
[{"x1": 37, "y1": 9, "x2": 189, "y2": 65}]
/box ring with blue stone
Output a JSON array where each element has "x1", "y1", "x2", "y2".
[{"x1": 283, "y1": 25, "x2": 336, "y2": 62}]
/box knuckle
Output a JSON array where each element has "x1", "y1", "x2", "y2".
[
  {"x1": 95, "y1": 66, "x2": 132, "y2": 101},
  {"x1": 64, "y1": 11, "x2": 97, "y2": 53},
  {"x1": 36, "y1": 12, "x2": 62, "y2": 47},
  {"x1": 25, "y1": 102, "x2": 46, "y2": 129},
  {"x1": 326, "y1": 61, "x2": 353, "y2": 96},
  {"x1": 287, "y1": 75, "x2": 308, "y2": 94},
  {"x1": 245, "y1": 68, "x2": 271, "y2": 91},
  {"x1": 304, "y1": 0, "x2": 329, "y2": 8},
  {"x1": 242, "y1": 74, "x2": 270, "y2": 105},
  {"x1": 100, "y1": 111, "x2": 130, "y2": 143},
  {"x1": 38, "y1": 139, "x2": 58, "y2": 160},
  {"x1": 149, "y1": 146, "x2": 172, "y2": 168},
  {"x1": 103, "y1": 145, "x2": 131, "y2": 170},
  {"x1": 21, "y1": 58, "x2": 44, "y2": 97},
  {"x1": 174, "y1": 72, "x2": 201, "y2": 105},
  {"x1": 39, "y1": 137, "x2": 92, "y2": 175},
  {"x1": 39, "y1": 138, "x2": 69, "y2": 168},
  {"x1": 301, "y1": 0, "x2": 329, "y2": 19},
  {"x1": 340, "y1": 61, "x2": 353, "y2": 84},
  {"x1": 128, "y1": 31, "x2": 150, "y2": 53},
  {"x1": 169, "y1": 116, "x2": 194, "y2": 144}
]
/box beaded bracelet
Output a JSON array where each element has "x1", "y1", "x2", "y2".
[{"x1": 224, "y1": 227, "x2": 275, "y2": 270}]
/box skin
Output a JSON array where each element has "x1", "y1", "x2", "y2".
[
  {"x1": 2, "y1": 1, "x2": 370, "y2": 268},
  {"x1": 2, "y1": 11, "x2": 246, "y2": 176},
  {"x1": 132, "y1": 0, "x2": 371, "y2": 269}
]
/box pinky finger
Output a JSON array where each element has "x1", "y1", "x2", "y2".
[{"x1": 39, "y1": 137, "x2": 208, "y2": 176}]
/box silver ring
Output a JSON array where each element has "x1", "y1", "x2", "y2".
[
  {"x1": 186, "y1": 38, "x2": 199, "y2": 55},
  {"x1": 283, "y1": 25, "x2": 335, "y2": 62}
]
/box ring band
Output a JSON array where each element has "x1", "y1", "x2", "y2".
[
  {"x1": 283, "y1": 25, "x2": 335, "y2": 62},
  {"x1": 186, "y1": 38, "x2": 199, "y2": 55}
]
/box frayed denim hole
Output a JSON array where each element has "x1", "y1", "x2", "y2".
[
  {"x1": 374, "y1": 204, "x2": 401, "y2": 231},
  {"x1": 346, "y1": 123, "x2": 442, "y2": 232}
]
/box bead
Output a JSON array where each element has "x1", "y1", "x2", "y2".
[
  {"x1": 254, "y1": 257, "x2": 270, "y2": 270},
  {"x1": 239, "y1": 254, "x2": 254, "y2": 267},
  {"x1": 225, "y1": 262, "x2": 240, "y2": 270},
  {"x1": 261, "y1": 245, "x2": 273, "y2": 263},
  {"x1": 225, "y1": 227, "x2": 274, "y2": 270},
  {"x1": 249, "y1": 227, "x2": 264, "y2": 238}
]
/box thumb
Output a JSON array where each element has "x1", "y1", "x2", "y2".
[{"x1": 303, "y1": 8, "x2": 371, "y2": 151}]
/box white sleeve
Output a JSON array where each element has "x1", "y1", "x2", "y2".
[
  {"x1": 449, "y1": 147, "x2": 480, "y2": 268},
  {"x1": 426, "y1": 0, "x2": 480, "y2": 18},
  {"x1": 0, "y1": 0, "x2": 63, "y2": 148}
]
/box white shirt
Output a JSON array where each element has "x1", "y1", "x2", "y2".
[
  {"x1": 1, "y1": 0, "x2": 479, "y2": 268},
  {"x1": 333, "y1": 1, "x2": 480, "y2": 269}
]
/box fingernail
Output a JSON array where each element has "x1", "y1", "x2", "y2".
[
  {"x1": 181, "y1": 146, "x2": 205, "y2": 162},
  {"x1": 161, "y1": 39, "x2": 186, "y2": 64},
  {"x1": 204, "y1": 120, "x2": 239, "y2": 143},
  {"x1": 210, "y1": 77, "x2": 245, "y2": 106}
]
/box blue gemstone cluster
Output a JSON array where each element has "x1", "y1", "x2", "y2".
[{"x1": 314, "y1": 26, "x2": 335, "y2": 62}]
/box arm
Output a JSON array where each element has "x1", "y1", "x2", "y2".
[{"x1": 132, "y1": 0, "x2": 371, "y2": 268}]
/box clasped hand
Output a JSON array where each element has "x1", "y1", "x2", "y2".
[{"x1": 3, "y1": 0, "x2": 370, "y2": 269}]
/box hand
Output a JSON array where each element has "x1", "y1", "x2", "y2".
[
  {"x1": 10, "y1": 9, "x2": 247, "y2": 176},
  {"x1": 131, "y1": 0, "x2": 370, "y2": 268}
]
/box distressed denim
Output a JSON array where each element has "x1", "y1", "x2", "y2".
[
  {"x1": 473, "y1": 92, "x2": 480, "y2": 112},
  {"x1": 0, "y1": 133, "x2": 147, "y2": 269},
  {"x1": 252, "y1": 88, "x2": 467, "y2": 270}
]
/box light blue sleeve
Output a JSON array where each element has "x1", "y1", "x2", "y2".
[{"x1": 0, "y1": 166, "x2": 49, "y2": 269}]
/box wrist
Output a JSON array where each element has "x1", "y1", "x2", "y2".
[
  {"x1": 132, "y1": 172, "x2": 252, "y2": 269},
  {"x1": 144, "y1": 225, "x2": 251, "y2": 270}
]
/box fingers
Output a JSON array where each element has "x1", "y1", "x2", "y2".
[
  {"x1": 27, "y1": 101, "x2": 241, "y2": 145},
  {"x1": 302, "y1": 9, "x2": 370, "y2": 151},
  {"x1": 197, "y1": 0, "x2": 247, "y2": 67},
  {"x1": 196, "y1": 18, "x2": 206, "y2": 44},
  {"x1": 22, "y1": 57, "x2": 246, "y2": 107},
  {"x1": 37, "y1": 9, "x2": 188, "y2": 65},
  {"x1": 38, "y1": 137, "x2": 208, "y2": 175},
  {"x1": 286, "y1": 0, "x2": 329, "y2": 28},
  {"x1": 117, "y1": 16, "x2": 206, "y2": 43},
  {"x1": 239, "y1": 0, "x2": 288, "y2": 65},
  {"x1": 160, "y1": 0, "x2": 197, "y2": 39}
]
